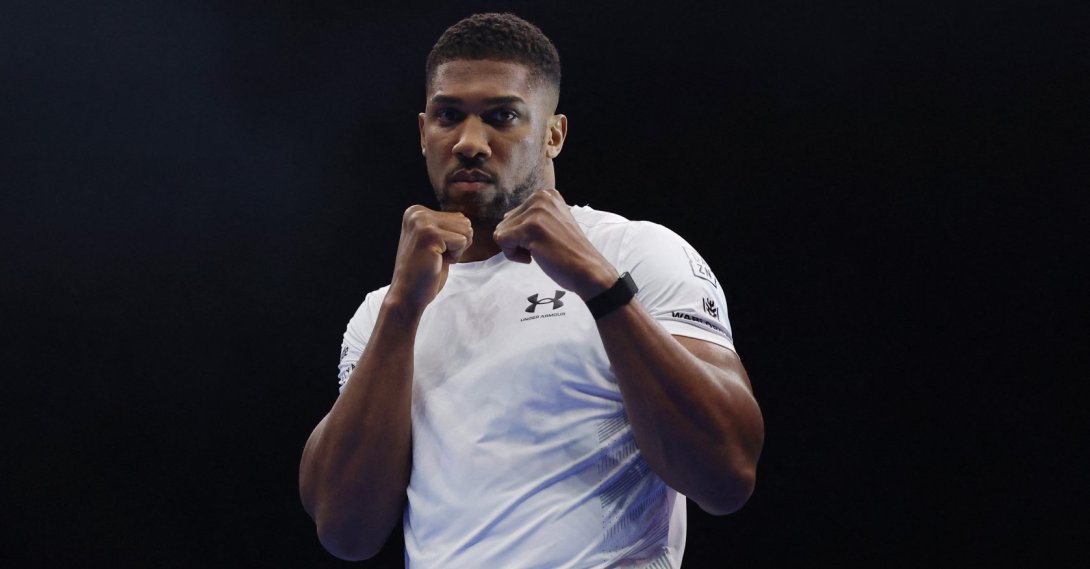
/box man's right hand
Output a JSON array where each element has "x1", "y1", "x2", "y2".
[{"x1": 388, "y1": 205, "x2": 474, "y2": 313}]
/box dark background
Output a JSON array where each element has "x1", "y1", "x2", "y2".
[{"x1": 2, "y1": 0, "x2": 1085, "y2": 567}]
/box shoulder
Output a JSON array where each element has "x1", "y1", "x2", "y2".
[
  {"x1": 571, "y1": 204, "x2": 692, "y2": 254},
  {"x1": 345, "y1": 284, "x2": 392, "y2": 336},
  {"x1": 571, "y1": 211, "x2": 734, "y2": 350},
  {"x1": 358, "y1": 284, "x2": 392, "y2": 313},
  {"x1": 570, "y1": 204, "x2": 682, "y2": 240},
  {"x1": 569, "y1": 204, "x2": 654, "y2": 247},
  {"x1": 338, "y1": 284, "x2": 392, "y2": 389},
  {"x1": 570, "y1": 204, "x2": 631, "y2": 228}
]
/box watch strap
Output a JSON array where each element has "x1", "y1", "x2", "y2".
[{"x1": 586, "y1": 272, "x2": 638, "y2": 319}]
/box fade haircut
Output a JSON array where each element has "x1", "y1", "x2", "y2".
[{"x1": 425, "y1": 13, "x2": 561, "y2": 97}]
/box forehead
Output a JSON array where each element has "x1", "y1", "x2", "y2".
[{"x1": 427, "y1": 59, "x2": 539, "y2": 103}]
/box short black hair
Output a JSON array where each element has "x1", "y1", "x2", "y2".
[{"x1": 425, "y1": 13, "x2": 561, "y2": 94}]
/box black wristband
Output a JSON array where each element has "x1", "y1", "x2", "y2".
[{"x1": 586, "y1": 272, "x2": 638, "y2": 320}]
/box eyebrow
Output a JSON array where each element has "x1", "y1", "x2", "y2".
[{"x1": 430, "y1": 95, "x2": 526, "y2": 106}]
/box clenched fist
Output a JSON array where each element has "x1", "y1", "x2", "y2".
[
  {"x1": 493, "y1": 189, "x2": 618, "y2": 300},
  {"x1": 388, "y1": 205, "x2": 474, "y2": 313}
]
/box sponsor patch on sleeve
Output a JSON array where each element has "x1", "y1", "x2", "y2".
[
  {"x1": 701, "y1": 297, "x2": 720, "y2": 320},
  {"x1": 684, "y1": 246, "x2": 719, "y2": 289},
  {"x1": 664, "y1": 308, "x2": 730, "y2": 337}
]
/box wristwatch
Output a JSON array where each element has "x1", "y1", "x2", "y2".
[{"x1": 586, "y1": 272, "x2": 638, "y2": 319}]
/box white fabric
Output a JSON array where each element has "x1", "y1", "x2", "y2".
[{"x1": 338, "y1": 205, "x2": 735, "y2": 568}]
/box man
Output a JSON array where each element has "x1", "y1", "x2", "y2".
[{"x1": 300, "y1": 13, "x2": 764, "y2": 568}]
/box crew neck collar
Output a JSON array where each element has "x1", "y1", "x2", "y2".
[{"x1": 449, "y1": 251, "x2": 510, "y2": 272}]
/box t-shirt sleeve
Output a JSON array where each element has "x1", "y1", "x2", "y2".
[
  {"x1": 337, "y1": 286, "x2": 389, "y2": 392},
  {"x1": 620, "y1": 222, "x2": 736, "y2": 352}
]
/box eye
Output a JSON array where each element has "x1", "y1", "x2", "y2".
[
  {"x1": 434, "y1": 108, "x2": 463, "y2": 124},
  {"x1": 486, "y1": 109, "x2": 518, "y2": 124}
]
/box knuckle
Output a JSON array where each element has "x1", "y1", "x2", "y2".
[
  {"x1": 405, "y1": 209, "x2": 433, "y2": 230},
  {"x1": 527, "y1": 199, "x2": 551, "y2": 217}
]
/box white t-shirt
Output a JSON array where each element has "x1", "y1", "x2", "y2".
[{"x1": 338, "y1": 205, "x2": 735, "y2": 568}]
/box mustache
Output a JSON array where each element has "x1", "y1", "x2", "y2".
[{"x1": 456, "y1": 154, "x2": 487, "y2": 170}]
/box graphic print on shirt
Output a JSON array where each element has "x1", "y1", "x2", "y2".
[
  {"x1": 337, "y1": 343, "x2": 355, "y2": 387},
  {"x1": 596, "y1": 409, "x2": 671, "y2": 558},
  {"x1": 702, "y1": 297, "x2": 719, "y2": 320},
  {"x1": 665, "y1": 309, "x2": 730, "y2": 337},
  {"x1": 520, "y1": 289, "x2": 569, "y2": 322},
  {"x1": 683, "y1": 245, "x2": 718, "y2": 289},
  {"x1": 526, "y1": 290, "x2": 566, "y2": 312}
]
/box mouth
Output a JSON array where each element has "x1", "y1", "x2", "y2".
[{"x1": 448, "y1": 169, "x2": 494, "y2": 191}]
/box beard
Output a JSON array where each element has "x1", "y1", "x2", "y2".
[
  {"x1": 471, "y1": 171, "x2": 540, "y2": 229},
  {"x1": 437, "y1": 160, "x2": 545, "y2": 230}
]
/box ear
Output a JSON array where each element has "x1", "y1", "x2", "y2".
[
  {"x1": 418, "y1": 112, "x2": 426, "y2": 156},
  {"x1": 545, "y1": 114, "x2": 567, "y2": 159}
]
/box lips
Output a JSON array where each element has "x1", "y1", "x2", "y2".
[{"x1": 449, "y1": 169, "x2": 494, "y2": 184}]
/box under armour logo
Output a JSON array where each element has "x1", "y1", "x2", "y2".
[{"x1": 526, "y1": 290, "x2": 566, "y2": 313}]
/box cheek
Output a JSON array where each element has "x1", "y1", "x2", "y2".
[
  {"x1": 510, "y1": 138, "x2": 543, "y2": 164},
  {"x1": 424, "y1": 137, "x2": 447, "y2": 160},
  {"x1": 424, "y1": 151, "x2": 446, "y2": 182}
]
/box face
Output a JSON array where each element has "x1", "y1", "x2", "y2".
[{"x1": 419, "y1": 59, "x2": 565, "y2": 228}]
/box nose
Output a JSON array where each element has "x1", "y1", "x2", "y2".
[{"x1": 452, "y1": 116, "x2": 491, "y2": 161}]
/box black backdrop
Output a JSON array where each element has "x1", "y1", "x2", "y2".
[{"x1": 3, "y1": 1, "x2": 1085, "y2": 567}]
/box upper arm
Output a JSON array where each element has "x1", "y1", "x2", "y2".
[
  {"x1": 299, "y1": 413, "x2": 331, "y2": 520},
  {"x1": 674, "y1": 335, "x2": 753, "y2": 393},
  {"x1": 621, "y1": 222, "x2": 736, "y2": 352},
  {"x1": 673, "y1": 334, "x2": 763, "y2": 515}
]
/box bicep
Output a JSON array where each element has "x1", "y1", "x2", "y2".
[{"x1": 673, "y1": 335, "x2": 753, "y2": 393}]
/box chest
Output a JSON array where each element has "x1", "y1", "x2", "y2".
[{"x1": 410, "y1": 266, "x2": 620, "y2": 424}]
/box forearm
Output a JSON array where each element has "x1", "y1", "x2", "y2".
[
  {"x1": 596, "y1": 299, "x2": 764, "y2": 515},
  {"x1": 299, "y1": 298, "x2": 420, "y2": 560}
]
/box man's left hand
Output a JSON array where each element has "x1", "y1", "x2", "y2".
[{"x1": 493, "y1": 189, "x2": 618, "y2": 300}]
